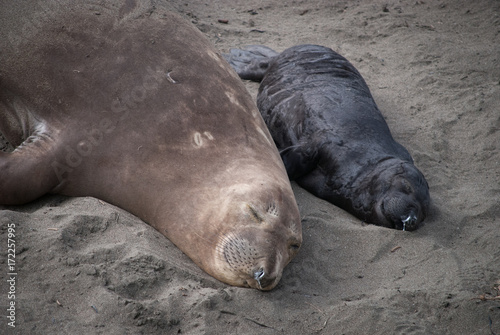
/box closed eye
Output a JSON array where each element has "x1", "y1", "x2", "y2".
[
  {"x1": 247, "y1": 204, "x2": 264, "y2": 223},
  {"x1": 401, "y1": 179, "x2": 413, "y2": 194}
]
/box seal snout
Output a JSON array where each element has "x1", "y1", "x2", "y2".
[
  {"x1": 401, "y1": 211, "x2": 418, "y2": 231},
  {"x1": 217, "y1": 226, "x2": 289, "y2": 290},
  {"x1": 252, "y1": 267, "x2": 276, "y2": 290},
  {"x1": 251, "y1": 265, "x2": 283, "y2": 290},
  {"x1": 379, "y1": 194, "x2": 423, "y2": 231}
]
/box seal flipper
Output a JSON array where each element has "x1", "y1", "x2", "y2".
[
  {"x1": 0, "y1": 128, "x2": 61, "y2": 205},
  {"x1": 223, "y1": 45, "x2": 279, "y2": 81}
]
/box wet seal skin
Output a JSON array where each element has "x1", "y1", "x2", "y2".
[
  {"x1": 0, "y1": 1, "x2": 301, "y2": 290},
  {"x1": 225, "y1": 44, "x2": 430, "y2": 231}
]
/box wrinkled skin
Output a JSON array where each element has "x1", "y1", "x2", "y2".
[{"x1": 225, "y1": 44, "x2": 430, "y2": 230}]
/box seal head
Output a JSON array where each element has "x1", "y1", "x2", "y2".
[
  {"x1": 362, "y1": 160, "x2": 430, "y2": 231},
  {"x1": 198, "y1": 179, "x2": 302, "y2": 290}
]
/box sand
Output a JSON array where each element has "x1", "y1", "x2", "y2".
[{"x1": 1, "y1": 0, "x2": 499, "y2": 334}]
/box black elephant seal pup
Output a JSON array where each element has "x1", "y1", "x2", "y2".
[{"x1": 224, "y1": 44, "x2": 430, "y2": 231}]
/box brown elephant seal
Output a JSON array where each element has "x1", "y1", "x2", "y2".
[
  {"x1": 0, "y1": 2, "x2": 302, "y2": 290},
  {"x1": 224, "y1": 44, "x2": 430, "y2": 231}
]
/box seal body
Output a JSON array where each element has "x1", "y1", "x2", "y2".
[
  {"x1": 225, "y1": 44, "x2": 430, "y2": 230},
  {"x1": 0, "y1": 1, "x2": 301, "y2": 290}
]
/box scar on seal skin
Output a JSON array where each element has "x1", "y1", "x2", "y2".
[
  {"x1": 224, "y1": 44, "x2": 430, "y2": 231},
  {"x1": 0, "y1": 1, "x2": 302, "y2": 290}
]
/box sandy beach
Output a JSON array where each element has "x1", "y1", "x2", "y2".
[{"x1": 1, "y1": 0, "x2": 499, "y2": 334}]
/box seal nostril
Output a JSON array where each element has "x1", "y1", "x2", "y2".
[
  {"x1": 401, "y1": 211, "x2": 417, "y2": 231},
  {"x1": 253, "y1": 268, "x2": 267, "y2": 290},
  {"x1": 254, "y1": 268, "x2": 265, "y2": 281}
]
